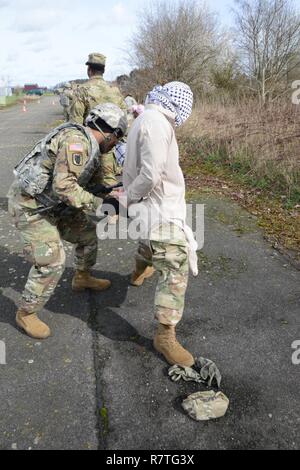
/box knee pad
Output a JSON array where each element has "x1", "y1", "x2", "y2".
[{"x1": 24, "y1": 241, "x2": 66, "y2": 268}]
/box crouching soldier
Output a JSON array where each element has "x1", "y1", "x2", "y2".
[{"x1": 7, "y1": 103, "x2": 127, "y2": 339}]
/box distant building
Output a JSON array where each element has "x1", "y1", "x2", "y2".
[
  {"x1": 0, "y1": 86, "x2": 12, "y2": 97},
  {"x1": 24, "y1": 84, "x2": 39, "y2": 92}
]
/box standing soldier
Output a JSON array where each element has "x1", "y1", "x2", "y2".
[
  {"x1": 124, "y1": 95, "x2": 137, "y2": 126},
  {"x1": 69, "y1": 53, "x2": 126, "y2": 186},
  {"x1": 124, "y1": 95, "x2": 137, "y2": 110},
  {"x1": 59, "y1": 82, "x2": 74, "y2": 121},
  {"x1": 7, "y1": 103, "x2": 127, "y2": 340}
]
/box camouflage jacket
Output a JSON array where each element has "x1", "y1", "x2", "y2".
[
  {"x1": 69, "y1": 76, "x2": 126, "y2": 125},
  {"x1": 8, "y1": 127, "x2": 102, "y2": 213}
]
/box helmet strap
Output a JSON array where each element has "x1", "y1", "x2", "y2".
[{"x1": 92, "y1": 118, "x2": 112, "y2": 143}]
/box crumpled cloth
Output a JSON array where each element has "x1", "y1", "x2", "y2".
[
  {"x1": 168, "y1": 357, "x2": 222, "y2": 388},
  {"x1": 182, "y1": 391, "x2": 229, "y2": 421}
]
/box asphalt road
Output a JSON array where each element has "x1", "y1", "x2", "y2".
[{"x1": 0, "y1": 96, "x2": 299, "y2": 450}]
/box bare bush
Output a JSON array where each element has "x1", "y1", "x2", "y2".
[
  {"x1": 128, "y1": 0, "x2": 221, "y2": 98},
  {"x1": 117, "y1": 69, "x2": 153, "y2": 102},
  {"x1": 178, "y1": 99, "x2": 300, "y2": 201},
  {"x1": 234, "y1": 0, "x2": 300, "y2": 103}
]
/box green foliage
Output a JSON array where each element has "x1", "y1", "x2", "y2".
[
  {"x1": 211, "y1": 64, "x2": 238, "y2": 92},
  {"x1": 0, "y1": 95, "x2": 19, "y2": 107},
  {"x1": 100, "y1": 407, "x2": 109, "y2": 435}
]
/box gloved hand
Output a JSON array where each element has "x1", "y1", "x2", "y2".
[
  {"x1": 52, "y1": 203, "x2": 78, "y2": 218},
  {"x1": 101, "y1": 197, "x2": 120, "y2": 216},
  {"x1": 87, "y1": 182, "x2": 123, "y2": 197}
]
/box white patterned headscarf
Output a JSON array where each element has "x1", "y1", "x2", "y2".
[{"x1": 145, "y1": 81, "x2": 193, "y2": 127}]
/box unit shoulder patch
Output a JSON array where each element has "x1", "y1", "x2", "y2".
[
  {"x1": 72, "y1": 153, "x2": 83, "y2": 166},
  {"x1": 66, "y1": 143, "x2": 87, "y2": 175}
]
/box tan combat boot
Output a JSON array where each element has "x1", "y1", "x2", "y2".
[
  {"x1": 154, "y1": 324, "x2": 195, "y2": 367},
  {"x1": 131, "y1": 265, "x2": 155, "y2": 287},
  {"x1": 72, "y1": 270, "x2": 111, "y2": 292},
  {"x1": 16, "y1": 309, "x2": 51, "y2": 339}
]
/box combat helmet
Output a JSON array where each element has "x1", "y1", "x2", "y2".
[{"x1": 85, "y1": 103, "x2": 128, "y2": 138}]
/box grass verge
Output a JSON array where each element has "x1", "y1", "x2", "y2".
[{"x1": 180, "y1": 137, "x2": 300, "y2": 265}]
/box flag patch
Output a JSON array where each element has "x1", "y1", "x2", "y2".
[{"x1": 69, "y1": 143, "x2": 83, "y2": 152}]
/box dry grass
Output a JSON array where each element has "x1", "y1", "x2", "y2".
[
  {"x1": 179, "y1": 99, "x2": 300, "y2": 204},
  {"x1": 178, "y1": 99, "x2": 300, "y2": 261}
]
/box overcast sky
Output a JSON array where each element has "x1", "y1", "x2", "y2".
[{"x1": 0, "y1": 0, "x2": 237, "y2": 87}]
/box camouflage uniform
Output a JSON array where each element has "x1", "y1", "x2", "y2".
[
  {"x1": 123, "y1": 95, "x2": 137, "y2": 129},
  {"x1": 124, "y1": 95, "x2": 137, "y2": 108},
  {"x1": 135, "y1": 224, "x2": 189, "y2": 327},
  {"x1": 69, "y1": 76, "x2": 126, "y2": 125},
  {"x1": 69, "y1": 53, "x2": 126, "y2": 186},
  {"x1": 59, "y1": 91, "x2": 69, "y2": 120},
  {"x1": 58, "y1": 84, "x2": 75, "y2": 121},
  {"x1": 63, "y1": 86, "x2": 75, "y2": 121},
  {"x1": 7, "y1": 127, "x2": 99, "y2": 314}
]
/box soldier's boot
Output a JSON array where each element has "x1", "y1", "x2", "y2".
[
  {"x1": 16, "y1": 309, "x2": 51, "y2": 340},
  {"x1": 131, "y1": 264, "x2": 155, "y2": 287},
  {"x1": 72, "y1": 270, "x2": 111, "y2": 292},
  {"x1": 154, "y1": 324, "x2": 195, "y2": 367}
]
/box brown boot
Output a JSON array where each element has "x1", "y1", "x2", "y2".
[
  {"x1": 154, "y1": 324, "x2": 194, "y2": 367},
  {"x1": 72, "y1": 270, "x2": 111, "y2": 292},
  {"x1": 131, "y1": 266, "x2": 155, "y2": 287},
  {"x1": 16, "y1": 309, "x2": 51, "y2": 339}
]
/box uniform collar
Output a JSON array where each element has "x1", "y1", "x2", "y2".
[{"x1": 88, "y1": 75, "x2": 104, "y2": 82}]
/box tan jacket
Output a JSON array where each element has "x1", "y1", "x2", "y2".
[
  {"x1": 123, "y1": 104, "x2": 199, "y2": 275},
  {"x1": 123, "y1": 104, "x2": 186, "y2": 230}
]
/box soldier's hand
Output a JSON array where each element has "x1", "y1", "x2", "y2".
[
  {"x1": 110, "y1": 187, "x2": 125, "y2": 199},
  {"x1": 87, "y1": 184, "x2": 111, "y2": 197},
  {"x1": 87, "y1": 182, "x2": 123, "y2": 198}
]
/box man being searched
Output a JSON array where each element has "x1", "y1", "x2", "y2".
[{"x1": 122, "y1": 81, "x2": 198, "y2": 368}]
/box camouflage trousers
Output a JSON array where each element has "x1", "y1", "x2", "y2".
[
  {"x1": 9, "y1": 204, "x2": 97, "y2": 314},
  {"x1": 136, "y1": 224, "x2": 189, "y2": 327}
]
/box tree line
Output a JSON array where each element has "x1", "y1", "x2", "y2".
[{"x1": 117, "y1": 0, "x2": 300, "y2": 105}]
